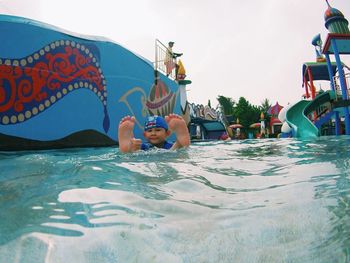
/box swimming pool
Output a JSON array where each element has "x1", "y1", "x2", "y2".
[{"x1": 0, "y1": 137, "x2": 349, "y2": 262}]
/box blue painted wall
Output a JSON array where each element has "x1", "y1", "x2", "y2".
[{"x1": 0, "y1": 14, "x2": 181, "y2": 147}]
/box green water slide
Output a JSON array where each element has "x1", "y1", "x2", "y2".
[
  {"x1": 286, "y1": 91, "x2": 336, "y2": 138},
  {"x1": 286, "y1": 100, "x2": 319, "y2": 138}
]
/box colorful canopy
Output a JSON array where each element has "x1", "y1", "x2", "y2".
[
  {"x1": 323, "y1": 34, "x2": 350, "y2": 54},
  {"x1": 302, "y1": 62, "x2": 338, "y2": 81},
  {"x1": 229, "y1": 124, "x2": 243, "y2": 129},
  {"x1": 249, "y1": 123, "x2": 261, "y2": 128},
  {"x1": 268, "y1": 102, "x2": 283, "y2": 116}
]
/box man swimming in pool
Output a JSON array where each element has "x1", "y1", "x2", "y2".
[{"x1": 118, "y1": 114, "x2": 190, "y2": 153}]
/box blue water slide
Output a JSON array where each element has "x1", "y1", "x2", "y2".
[{"x1": 0, "y1": 14, "x2": 183, "y2": 150}]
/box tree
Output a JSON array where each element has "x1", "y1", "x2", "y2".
[
  {"x1": 217, "y1": 95, "x2": 235, "y2": 116},
  {"x1": 232, "y1": 97, "x2": 260, "y2": 128},
  {"x1": 260, "y1": 98, "x2": 271, "y2": 113},
  {"x1": 259, "y1": 98, "x2": 272, "y2": 126}
]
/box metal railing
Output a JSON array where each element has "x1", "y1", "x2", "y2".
[
  {"x1": 154, "y1": 39, "x2": 177, "y2": 80},
  {"x1": 333, "y1": 72, "x2": 350, "y2": 100}
]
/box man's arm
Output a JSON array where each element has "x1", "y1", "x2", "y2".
[{"x1": 172, "y1": 52, "x2": 183, "y2": 58}]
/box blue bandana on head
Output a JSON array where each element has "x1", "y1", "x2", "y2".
[{"x1": 144, "y1": 116, "x2": 168, "y2": 131}]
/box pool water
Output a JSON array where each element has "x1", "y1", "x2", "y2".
[{"x1": 0, "y1": 137, "x2": 349, "y2": 262}]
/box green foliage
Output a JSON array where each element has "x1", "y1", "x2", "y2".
[
  {"x1": 216, "y1": 95, "x2": 276, "y2": 130},
  {"x1": 232, "y1": 97, "x2": 260, "y2": 127},
  {"x1": 217, "y1": 95, "x2": 235, "y2": 115},
  {"x1": 258, "y1": 98, "x2": 272, "y2": 124},
  {"x1": 208, "y1": 99, "x2": 211, "y2": 108},
  {"x1": 260, "y1": 98, "x2": 271, "y2": 113}
]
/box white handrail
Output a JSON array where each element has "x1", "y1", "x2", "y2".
[
  {"x1": 154, "y1": 39, "x2": 177, "y2": 79},
  {"x1": 333, "y1": 73, "x2": 350, "y2": 100}
]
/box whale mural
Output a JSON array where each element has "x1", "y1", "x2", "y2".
[{"x1": 0, "y1": 14, "x2": 188, "y2": 151}]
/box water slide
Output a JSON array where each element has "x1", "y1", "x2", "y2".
[
  {"x1": 0, "y1": 14, "x2": 186, "y2": 150},
  {"x1": 286, "y1": 91, "x2": 335, "y2": 138}
]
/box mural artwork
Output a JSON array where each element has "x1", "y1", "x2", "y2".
[{"x1": 0, "y1": 40, "x2": 109, "y2": 132}]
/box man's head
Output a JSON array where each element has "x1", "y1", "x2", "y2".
[
  {"x1": 168, "y1": 41, "x2": 174, "y2": 47},
  {"x1": 144, "y1": 116, "x2": 170, "y2": 145}
]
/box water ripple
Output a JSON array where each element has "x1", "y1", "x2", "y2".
[{"x1": 0, "y1": 137, "x2": 349, "y2": 262}]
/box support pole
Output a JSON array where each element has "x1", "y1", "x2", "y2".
[{"x1": 331, "y1": 39, "x2": 350, "y2": 135}]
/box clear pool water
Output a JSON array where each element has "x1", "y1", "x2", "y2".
[{"x1": 0, "y1": 137, "x2": 349, "y2": 262}]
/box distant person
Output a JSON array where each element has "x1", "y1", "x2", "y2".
[
  {"x1": 235, "y1": 127, "x2": 241, "y2": 139},
  {"x1": 164, "y1": 41, "x2": 182, "y2": 77},
  {"x1": 219, "y1": 132, "x2": 231, "y2": 141},
  {"x1": 118, "y1": 114, "x2": 190, "y2": 153}
]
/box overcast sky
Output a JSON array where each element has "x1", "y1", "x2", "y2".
[{"x1": 0, "y1": 0, "x2": 349, "y2": 108}]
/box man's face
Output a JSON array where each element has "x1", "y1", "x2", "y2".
[{"x1": 144, "y1": 128, "x2": 170, "y2": 145}]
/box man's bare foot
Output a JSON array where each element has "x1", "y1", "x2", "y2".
[
  {"x1": 165, "y1": 114, "x2": 190, "y2": 149},
  {"x1": 118, "y1": 116, "x2": 141, "y2": 153}
]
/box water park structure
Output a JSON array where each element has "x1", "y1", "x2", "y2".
[
  {"x1": 267, "y1": 102, "x2": 283, "y2": 135},
  {"x1": 0, "y1": 14, "x2": 192, "y2": 151},
  {"x1": 283, "y1": 1, "x2": 350, "y2": 138},
  {"x1": 187, "y1": 103, "x2": 227, "y2": 141}
]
